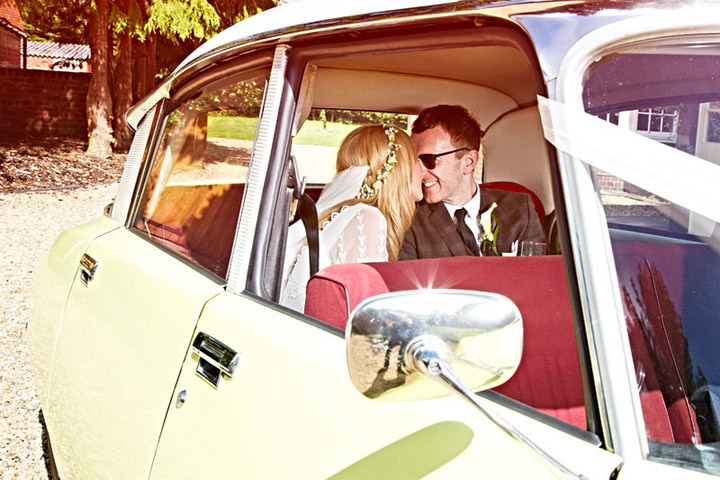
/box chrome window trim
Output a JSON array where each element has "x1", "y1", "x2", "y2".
[
  {"x1": 554, "y1": 11, "x2": 720, "y2": 461},
  {"x1": 226, "y1": 44, "x2": 290, "y2": 295},
  {"x1": 111, "y1": 106, "x2": 157, "y2": 224},
  {"x1": 125, "y1": 84, "x2": 170, "y2": 132}
]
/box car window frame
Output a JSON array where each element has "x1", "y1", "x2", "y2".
[
  {"x1": 249, "y1": 15, "x2": 551, "y2": 305},
  {"x1": 126, "y1": 50, "x2": 276, "y2": 284},
  {"x1": 235, "y1": 13, "x2": 617, "y2": 446},
  {"x1": 553, "y1": 11, "x2": 720, "y2": 469}
]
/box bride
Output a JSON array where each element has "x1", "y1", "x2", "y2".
[{"x1": 281, "y1": 124, "x2": 422, "y2": 312}]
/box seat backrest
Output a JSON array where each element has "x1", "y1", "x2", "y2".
[
  {"x1": 305, "y1": 255, "x2": 587, "y2": 429},
  {"x1": 481, "y1": 181, "x2": 545, "y2": 220},
  {"x1": 306, "y1": 248, "x2": 688, "y2": 441},
  {"x1": 480, "y1": 105, "x2": 554, "y2": 214}
]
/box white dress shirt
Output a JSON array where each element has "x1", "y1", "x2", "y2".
[{"x1": 443, "y1": 184, "x2": 481, "y2": 249}]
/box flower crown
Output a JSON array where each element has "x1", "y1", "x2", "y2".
[{"x1": 357, "y1": 125, "x2": 401, "y2": 200}]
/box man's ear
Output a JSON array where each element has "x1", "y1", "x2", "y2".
[{"x1": 463, "y1": 149, "x2": 480, "y2": 175}]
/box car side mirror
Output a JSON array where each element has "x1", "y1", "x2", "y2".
[
  {"x1": 346, "y1": 289, "x2": 523, "y2": 401},
  {"x1": 346, "y1": 289, "x2": 587, "y2": 479}
]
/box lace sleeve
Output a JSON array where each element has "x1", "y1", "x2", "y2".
[{"x1": 331, "y1": 207, "x2": 388, "y2": 264}]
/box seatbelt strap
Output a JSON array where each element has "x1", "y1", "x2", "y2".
[
  {"x1": 287, "y1": 155, "x2": 319, "y2": 276},
  {"x1": 295, "y1": 192, "x2": 319, "y2": 276}
]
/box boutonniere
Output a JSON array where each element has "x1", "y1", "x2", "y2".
[{"x1": 478, "y1": 202, "x2": 499, "y2": 256}]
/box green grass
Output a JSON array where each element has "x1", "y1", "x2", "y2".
[
  {"x1": 207, "y1": 116, "x2": 259, "y2": 140},
  {"x1": 293, "y1": 120, "x2": 357, "y2": 146},
  {"x1": 207, "y1": 116, "x2": 359, "y2": 146}
]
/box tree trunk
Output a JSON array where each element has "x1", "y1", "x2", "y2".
[
  {"x1": 146, "y1": 34, "x2": 157, "y2": 93},
  {"x1": 131, "y1": 36, "x2": 146, "y2": 103},
  {"x1": 132, "y1": 35, "x2": 157, "y2": 103},
  {"x1": 86, "y1": 0, "x2": 113, "y2": 159},
  {"x1": 112, "y1": 0, "x2": 134, "y2": 153}
]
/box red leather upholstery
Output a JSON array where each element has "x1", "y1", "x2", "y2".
[
  {"x1": 481, "y1": 181, "x2": 546, "y2": 220},
  {"x1": 305, "y1": 255, "x2": 587, "y2": 429},
  {"x1": 305, "y1": 239, "x2": 702, "y2": 442}
]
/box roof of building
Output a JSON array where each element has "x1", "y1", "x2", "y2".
[
  {"x1": 27, "y1": 41, "x2": 90, "y2": 60},
  {"x1": 0, "y1": 0, "x2": 23, "y2": 31}
]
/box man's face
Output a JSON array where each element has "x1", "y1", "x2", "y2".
[{"x1": 412, "y1": 125, "x2": 476, "y2": 205}]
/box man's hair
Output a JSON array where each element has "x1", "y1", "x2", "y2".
[{"x1": 411, "y1": 105, "x2": 482, "y2": 150}]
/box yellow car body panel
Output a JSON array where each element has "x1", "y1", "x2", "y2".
[
  {"x1": 33, "y1": 225, "x2": 223, "y2": 479},
  {"x1": 150, "y1": 291, "x2": 622, "y2": 479},
  {"x1": 28, "y1": 216, "x2": 120, "y2": 407}
]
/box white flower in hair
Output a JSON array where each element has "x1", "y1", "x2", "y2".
[{"x1": 357, "y1": 125, "x2": 402, "y2": 200}]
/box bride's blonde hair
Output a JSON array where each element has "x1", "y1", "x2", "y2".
[{"x1": 319, "y1": 124, "x2": 417, "y2": 260}]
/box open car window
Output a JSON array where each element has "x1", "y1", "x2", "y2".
[
  {"x1": 545, "y1": 34, "x2": 720, "y2": 473},
  {"x1": 131, "y1": 70, "x2": 268, "y2": 279}
]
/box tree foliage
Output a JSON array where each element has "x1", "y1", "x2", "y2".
[
  {"x1": 146, "y1": 0, "x2": 221, "y2": 43},
  {"x1": 19, "y1": 0, "x2": 88, "y2": 43},
  {"x1": 310, "y1": 109, "x2": 410, "y2": 130},
  {"x1": 19, "y1": 0, "x2": 278, "y2": 154}
]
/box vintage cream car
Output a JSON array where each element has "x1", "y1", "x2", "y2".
[{"x1": 28, "y1": 0, "x2": 720, "y2": 478}]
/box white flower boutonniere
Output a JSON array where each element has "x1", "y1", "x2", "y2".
[{"x1": 478, "y1": 202, "x2": 499, "y2": 256}]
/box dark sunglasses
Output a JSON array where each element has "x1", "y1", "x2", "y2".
[{"x1": 417, "y1": 147, "x2": 470, "y2": 169}]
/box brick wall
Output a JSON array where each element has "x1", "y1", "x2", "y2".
[
  {"x1": 0, "y1": 29, "x2": 20, "y2": 67},
  {"x1": 596, "y1": 172, "x2": 624, "y2": 193},
  {"x1": 0, "y1": 67, "x2": 89, "y2": 139}
]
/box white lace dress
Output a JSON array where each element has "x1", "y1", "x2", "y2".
[{"x1": 280, "y1": 166, "x2": 388, "y2": 312}]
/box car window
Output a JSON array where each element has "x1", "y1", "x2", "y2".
[
  {"x1": 132, "y1": 70, "x2": 268, "y2": 279},
  {"x1": 583, "y1": 39, "x2": 720, "y2": 470}
]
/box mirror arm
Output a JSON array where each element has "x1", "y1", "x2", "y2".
[{"x1": 405, "y1": 335, "x2": 588, "y2": 480}]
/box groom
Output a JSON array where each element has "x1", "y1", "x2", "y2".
[{"x1": 399, "y1": 105, "x2": 545, "y2": 259}]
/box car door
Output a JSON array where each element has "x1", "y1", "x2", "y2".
[
  {"x1": 42, "y1": 54, "x2": 272, "y2": 478},
  {"x1": 46, "y1": 226, "x2": 223, "y2": 479},
  {"x1": 149, "y1": 37, "x2": 623, "y2": 478},
  {"x1": 151, "y1": 290, "x2": 625, "y2": 479},
  {"x1": 543, "y1": 10, "x2": 720, "y2": 478}
]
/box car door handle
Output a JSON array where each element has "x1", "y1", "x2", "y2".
[
  {"x1": 191, "y1": 332, "x2": 241, "y2": 388},
  {"x1": 79, "y1": 253, "x2": 98, "y2": 286}
]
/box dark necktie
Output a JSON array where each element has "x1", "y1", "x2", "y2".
[{"x1": 454, "y1": 208, "x2": 479, "y2": 255}]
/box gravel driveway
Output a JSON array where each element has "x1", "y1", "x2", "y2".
[{"x1": 0, "y1": 184, "x2": 117, "y2": 479}]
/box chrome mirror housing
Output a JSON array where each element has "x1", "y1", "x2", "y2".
[
  {"x1": 346, "y1": 289, "x2": 587, "y2": 479},
  {"x1": 346, "y1": 289, "x2": 523, "y2": 401}
]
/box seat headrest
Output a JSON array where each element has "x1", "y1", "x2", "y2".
[{"x1": 479, "y1": 105, "x2": 554, "y2": 214}]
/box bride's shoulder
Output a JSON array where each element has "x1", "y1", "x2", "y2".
[
  {"x1": 323, "y1": 203, "x2": 386, "y2": 232},
  {"x1": 349, "y1": 204, "x2": 386, "y2": 228}
]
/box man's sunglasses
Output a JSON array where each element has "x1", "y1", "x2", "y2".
[{"x1": 417, "y1": 147, "x2": 471, "y2": 169}]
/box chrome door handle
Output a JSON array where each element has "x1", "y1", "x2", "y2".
[
  {"x1": 79, "y1": 253, "x2": 98, "y2": 286},
  {"x1": 191, "y1": 332, "x2": 241, "y2": 388}
]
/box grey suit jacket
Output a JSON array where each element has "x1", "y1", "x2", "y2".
[{"x1": 399, "y1": 187, "x2": 545, "y2": 259}]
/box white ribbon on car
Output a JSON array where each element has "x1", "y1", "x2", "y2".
[{"x1": 537, "y1": 95, "x2": 720, "y2": 225}]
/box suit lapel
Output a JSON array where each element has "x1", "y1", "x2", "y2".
[
  {"x1": 427, "y1": 202, "x2": 471, "y2": 257},
  {"x1": 479, "y1": 187, "x2": 495, "y2": 213}
]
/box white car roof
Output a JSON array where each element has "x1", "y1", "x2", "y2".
[{"x1": 177, "y1": 0, "x2": 460, "y2": 69}]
